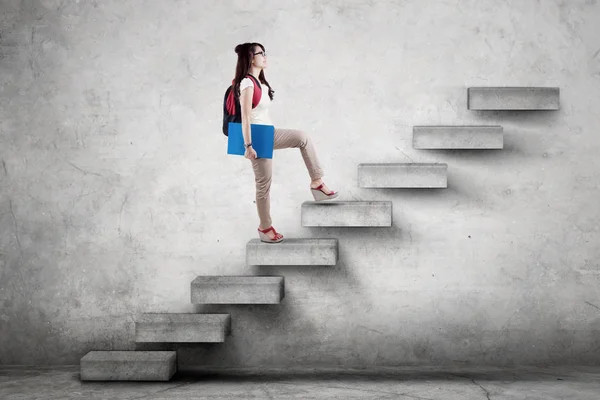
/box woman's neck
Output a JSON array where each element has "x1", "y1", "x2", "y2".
[{"x1": 248, "y1": 66, "x2": 261, "y2": 79}]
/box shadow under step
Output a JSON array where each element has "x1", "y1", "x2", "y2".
[
  {"x1": 191, "y1": 275, "x2": 284, "y2": 304},
  {"x1": 413, "y1": 125, "x2": 503, "y2": 149},
  {"x1": 80, "y1": 351, "x2": 176, "y2": 381},
  {"x1": 301, "y1": 201, "x2": 392, "y2": 227},
  {"x1": 246, "y1": 238, "x2": 338, "y2": 266},
  {"x1": 468, "y1": 87, "x2": 559, "y2": 110},
  {"x1": 135, "y1": 313, "x2": 231, "y2": 343},
  {"x1": 358, "y1": 163, "x2": 447, "y2": 188}
]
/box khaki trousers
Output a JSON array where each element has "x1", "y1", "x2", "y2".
[{"x1": 250, "y1": 128, "x2": 324, "y2": 229}]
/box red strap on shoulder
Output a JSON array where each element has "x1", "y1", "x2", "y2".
[
  {"x1": 247, "y1": 75, "x2": 262, "y2": 108},
  {"x1": 229, "y1": 76, "x2": 263, "y2": 115}
]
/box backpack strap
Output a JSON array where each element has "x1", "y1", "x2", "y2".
[
  {"x1": 245, "y1": 74, "x2": 262, "y2": 108},
  {"x1": 226, "y1": 75, "x2": 263, "y2": 116}
]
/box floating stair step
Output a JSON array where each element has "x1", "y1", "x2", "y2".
[
  {"x1": 246, "y1": 238, "x2": 338, "y2": 266},
  {"x1": 191, "y1": 276, "x2": 284, "y2": 304},
  {"x1": 467, "y1": 87, "x2": 559, "y2": 110},
  {"x1": 413, "y1": 126, "x2": 503, "y2": 149},
  {"x1": 135, "y1": 313, "x2": 231, "y2": 343},
  {"x1": 80, "y1": 351, "x2": 176, "y2": 381},
  {"x1": 358, "y1": 163, "x2": 447, "y2": 188},
  {"x1": 301, "y1": 201, "x2": 392, "y2": 227}
]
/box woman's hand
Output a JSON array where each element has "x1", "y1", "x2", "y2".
[{"x1": 244, "y1": 146, "x2": 258, "y2": 160}]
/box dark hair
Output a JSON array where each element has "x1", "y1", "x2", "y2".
[{"x1": 233, "y1": 42, "x2": 274, "y2": 101}]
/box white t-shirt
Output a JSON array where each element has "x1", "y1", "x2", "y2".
[{"x1": 240, "y1": 77, "x2": 272, "y2": 125}]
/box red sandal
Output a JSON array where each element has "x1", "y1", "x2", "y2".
[
  {"x1": 310, "y1": 183, "x2": 339, "y2": 202},
  {"x1": 257, "y1": 226, "x2": 284, "y2": 243}
]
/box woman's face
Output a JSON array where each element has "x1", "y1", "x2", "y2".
[{"x1": 252, "y1": 46, "x2": 268, "y2": 69}]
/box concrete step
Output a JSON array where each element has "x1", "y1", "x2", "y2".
[
  {"x1": 358, "y1": 163, "x2": 448, "y2": 188},
  {"x1": 467, "y1": 87, "x2": 560, "y2": 110},
  {"x1": 80, "y1": 351, "x2": 176, "y2": 381},
  {"x1": 191, "y1": 276, "x2": 284, "y2": 304},
  {"x1": 413, "y1": 125, "x2": 503, "y2": 149},
  {"x1": 301, "y1": 201, "x2": 392, "y2": 227},
  {"x1": 135, "y1": 313, "x2": 231, "y2": 343},
  {"x1": 246, "y1": 238, "x2": 338, "y2": 266}
]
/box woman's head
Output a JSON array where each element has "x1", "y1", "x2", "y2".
[
  {"x1": 234, "y1": 42, "x2": 267, "y2": 72},
  {"x1": 233, "y1": 42, "x2": 274, "y2": 100}
]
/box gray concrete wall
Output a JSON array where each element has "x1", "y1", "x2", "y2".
[{"x1": 1, "y1": 0, "x2": 599, "y2": 367}]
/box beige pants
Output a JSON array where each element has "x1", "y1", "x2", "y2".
[{"x1": 251, "y1": 128, "x2": 324, "y2": 229}]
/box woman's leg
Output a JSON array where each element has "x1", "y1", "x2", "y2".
[
  {"x1": 273, "y1": 128, "x2": 327, "y2": 185},
  {"x1": 250, "y1": 156, "x2": 273, "y2": 230},
  {"x1": 250, "y1": 128, "x2": 332, "y2": 238}
]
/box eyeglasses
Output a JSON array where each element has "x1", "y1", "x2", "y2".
[{"x1": 253, "y1": 51, "x2": 267, "y2": 57}]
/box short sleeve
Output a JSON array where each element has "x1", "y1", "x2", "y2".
[{"x1": 240, "y1": 77, "x2": 254, "y2": 92}]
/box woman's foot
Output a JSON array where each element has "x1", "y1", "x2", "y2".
[
  {"x1": 310, "y1": 179, "x2": 335, "y2": 195},
  {"x1": 310, "y1": 179, "x2": 338, "y2": 201},
  {"x1": 258, "y1": 226, "x2": 284, "y2": 243}
]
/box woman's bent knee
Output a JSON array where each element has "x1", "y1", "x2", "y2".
[{"x1": 296, "y1": 130, "x2": 308, "y2": 147}]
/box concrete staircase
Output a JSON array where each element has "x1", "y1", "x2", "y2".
[
  {"x1": 467, "y1": 87, "x2": 559, "y2": 110},
  {"x1": 358, "y1": 163, "x2": 447, "y2": 188},
  {"x1": 246, "y1": 238, "x2": 338, "y2": 265},
  {"x1": 413, "y1": 126, "x2": 503, "y2": 149},
  {"x1": 80, "y1": 86, "x2": 559, "y2": 380},
  {"x1": 80, "y1": 351, "x2": 176, "y2": 381},
  {"x1": 135, "y1": 313, "x2": 231, "y2": 343},
  {"x1": 191, "y1": 276, "x2": 284, "y2": 304},
  {"x1": 301, "y1": 201, "x2": 392, "y2": 226}
]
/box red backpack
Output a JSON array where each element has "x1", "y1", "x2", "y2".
[{"x1": 222, "y1": 75, "x2": 262, "y2": 136}]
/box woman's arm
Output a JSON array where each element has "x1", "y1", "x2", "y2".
[{"x1": 240, "y1": 85, "x2": 253, "y2": 146}]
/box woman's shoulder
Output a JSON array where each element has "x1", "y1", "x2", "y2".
[{"x1": 240, "y1": 77, "x2": 254, "y2": 90}]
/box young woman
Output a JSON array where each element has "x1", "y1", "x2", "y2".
[{"x1": 232, "y1": 42, "x2": 338, "y2": 243}]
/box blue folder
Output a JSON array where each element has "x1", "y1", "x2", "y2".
[{"x1": 227, "y1": 122, "x2": 274, "y2": 159}]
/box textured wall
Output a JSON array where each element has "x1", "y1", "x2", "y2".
[{"x1": 1, "y1": 0, "x2": 600, "y2": 367}]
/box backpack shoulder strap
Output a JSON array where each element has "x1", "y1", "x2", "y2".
[
  {"x1": 246, "y1": 74, "x2": 262, "y2": 90},
  {"x1": 246, "y1": 75, "x2": 262, "y2": 108}
]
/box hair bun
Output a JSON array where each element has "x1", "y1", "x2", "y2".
[{"x1": 234, "y1": 44, "x2": 243, "y2": 54}]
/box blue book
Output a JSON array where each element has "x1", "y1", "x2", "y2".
[{"x1": 227, "y1": 122, "x2": 274, "y2": 159}]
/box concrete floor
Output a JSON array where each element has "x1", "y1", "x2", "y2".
[{"x1": 1, "y1": 366, "x2": 600, "y2": 399}]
